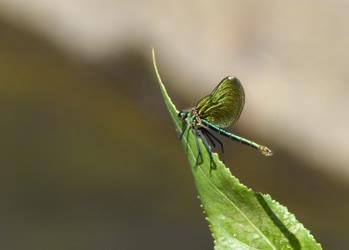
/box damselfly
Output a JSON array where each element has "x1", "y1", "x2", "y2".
[{"x1": 179, "y1": 76, "x2": 272, "y2": 165}]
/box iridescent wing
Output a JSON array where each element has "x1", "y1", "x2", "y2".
[{"x1": 196, "y1": 76, "x2": 245, "y2": 128}]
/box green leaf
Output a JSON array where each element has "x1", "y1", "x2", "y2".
[{"x1": 152, "y1": 49, "x2": 322, "y2": 250}]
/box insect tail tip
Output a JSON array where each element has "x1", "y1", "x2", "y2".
[{"x1": 259, "y1": 146, "x2": 273, "y2": 157}]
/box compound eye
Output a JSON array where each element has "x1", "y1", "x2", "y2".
[{"x1": 178, "y1": 111, "x2": 187, "y2": 120}]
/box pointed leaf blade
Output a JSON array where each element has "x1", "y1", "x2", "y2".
[{"x1": 152, "y1": 49, "x2": 322, "y2": 250}]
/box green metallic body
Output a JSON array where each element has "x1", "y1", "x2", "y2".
[
  {"x1": 179, "y1": 76, "x2": 272, "y2": 157},
  {"x1": 201, "y1": 120, "x2": 271, "y2": 156}
]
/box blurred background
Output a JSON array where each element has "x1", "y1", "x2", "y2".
[{"x1": 0, "y1": 0, "x2": 348, "y2": 249}]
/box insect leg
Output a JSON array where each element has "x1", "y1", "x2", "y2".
[
  {"x1": 196, "y1": 129, "x2": 213, "y2": 152},
  {"x1": 199, "y1": 128, "x2": 216, "y2": 149},
  {"x1": 205, "y1": 129, "x2": 225, "y2": 162},
  {"x1": 204, "y1": 128, "x2": 224, "y2": 155},
  {"x1": 196, "y1": 129, "x2": 217, "y2": 170},
  {"x1": 184, "y1": 124, "x2": 192, "y2": 155},
  {"x1": 193, "y1": 129, "x2": 204, "y2": 165},
  {"x1": 178, "y1": 121, "x2": 188, "y2": 140}
]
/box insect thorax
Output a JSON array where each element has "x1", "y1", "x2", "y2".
[{"x1": 178, "y1": 108, "x2": 202, "y2": 128}]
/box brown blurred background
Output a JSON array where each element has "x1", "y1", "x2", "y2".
[{"x1": 0, "y1": 1, "x2": 348, "y2": 249}]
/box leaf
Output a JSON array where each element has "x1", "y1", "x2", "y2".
[{"x1": 152, "y1": 49, "x2": 322, "y2": 250}]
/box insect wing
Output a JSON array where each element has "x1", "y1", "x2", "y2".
[{"x1": 196, "y1": 76, "x2": 245, "y2": 128}]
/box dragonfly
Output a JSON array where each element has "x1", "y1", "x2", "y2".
[{"x1": 178, "y1": 76, "x2": 272, "y2": 165}]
